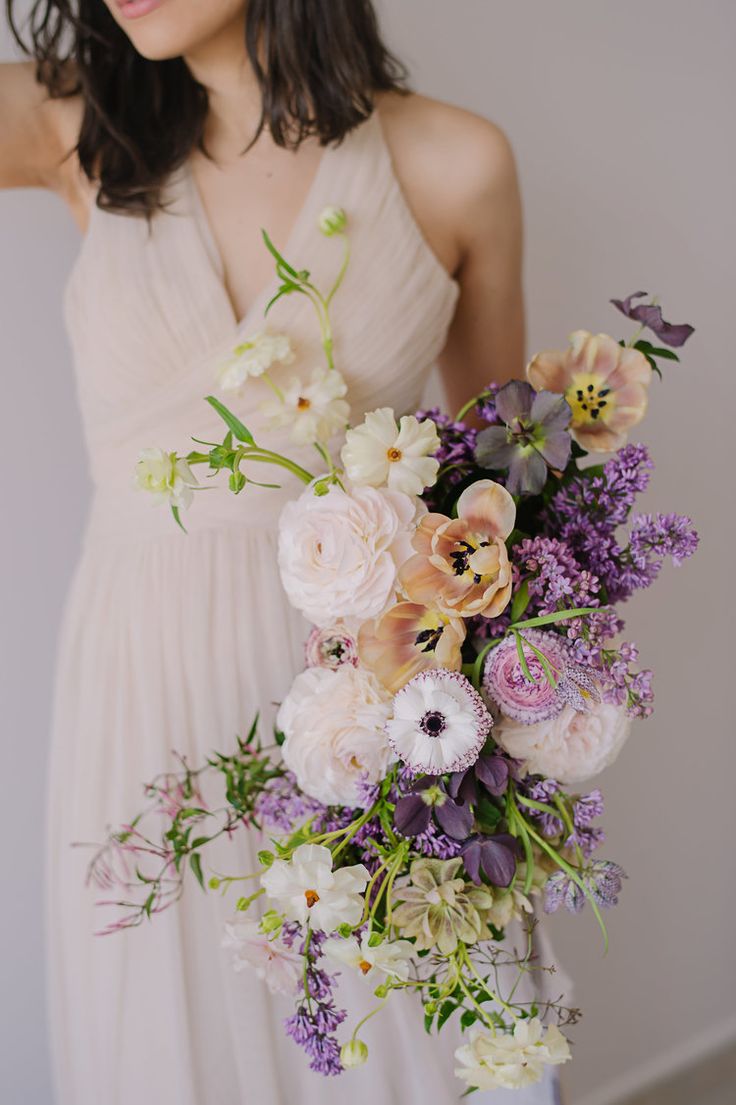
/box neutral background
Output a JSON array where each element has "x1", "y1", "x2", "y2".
[{"x1": 1, "y1": 2, "x2": 733, "y2": 1103}]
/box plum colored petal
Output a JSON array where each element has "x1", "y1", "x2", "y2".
[
  {"x1": 435, "y1": 797, "x2": 474, "y2": 840},
  {"x1": 394, "y1": 794, "x2": 432, "y2": 837},
  {"x1": 610, "y1": 292, "x2": 695, "y2": 348},
  {"x1": 539, "y1": 429, "x2": 572, "y2": 471},
  {"x1": 529, "y1": 390, "x2": 572, "y2": 432},
  {"x1": 495, "y1": 380, "x2": 535, "y2": 423},
  {"x1": 506, "y1": 449, "x2": 548, "y2": 496},
  {"x1": 461, "y1": 834, "x2": 519, "y2": 888},
  {"x1": 475, "y1": 426, "x2": 517, "y2": 470},
  {"x1": 474, "y1": 755, "x2": 510, "y2": 796},
  {"x1": 446, "y1": 769, "x2": 477, "y2": 805}
]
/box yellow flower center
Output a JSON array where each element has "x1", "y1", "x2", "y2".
[
  {"x1": 358, "y1": 960, "x2": 373, "y2": 974},
  {"x1": 297, "y1": 396, "x2": 312, "y2": 411},
  {"x1": 387, "y1": 446, "x2": 403, "y2": 462},
  {"x1": 304, "y1": 889, "x2": 320, "y2": 908},
  {"x1": 566, "y1": 372, "x2": 614, "y2": 425}
]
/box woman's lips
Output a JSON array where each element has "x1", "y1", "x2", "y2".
[{"x1": 116, "y1": 0, "x2": 167, "y2": 19}]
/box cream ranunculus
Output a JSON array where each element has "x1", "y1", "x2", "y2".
[
  {"x1": 277, "y1": 481, "x2": 416, "y2": 627},
  {"x1": 261, "y1": 366, "x2": 350, "y2": 445},
  {"x1": 341, "y1": 407, "x2": 440, "y2": 496},
  {"x1": 278, "y1": 664, "x2": 394, "y2": 806},
  {"x1": 134, "y1": 448, "x2": 198, "y2": 510},
  {"x1": 494, "y1": 700, "x2": 632, "y2": 784},
  {"x1": 217, "y1": 331, "x2": 295, "y2": 392},
  {"x1": 455, "y1": 1019, "x2": 571, "y2": 1091}
]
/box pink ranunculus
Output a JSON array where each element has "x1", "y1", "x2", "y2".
[
  {"x1": 277, "y1": 482, "x2": 417, "y2": 628},
  {"x1": 483, "y1": 631, "x2": 569, "y2": 724},
  {"x1": 527, "y1": 330, "x2": 652, "y2": 453},
  {"x1": 493, "y1": 700, "x2": 631, "y2": 784},
  {"x1": 304, "y1": 626, "x2": 359, "y2": 670},
  {"x1": 278, "y1": 664, "x2": 394, "y2": 806}
]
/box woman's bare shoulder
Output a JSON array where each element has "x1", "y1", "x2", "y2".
[
  {"x1": 0, "y1": 60, "x2": 90, "y2": 225},
  {"x1": 373, "y1": 90, "x2": 520, "y2": 275},
  {"x1": 375, "y1": 91, "x2": 518, "y2": 205}
]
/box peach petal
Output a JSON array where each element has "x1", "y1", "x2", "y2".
[
  {"x1": 608, "y1": 346, "x2": 652, "y2": 388},
  {"x1": 572, "y1": 423, "x2": 627, "y2": 453},
  {"x1": 456, "y1": 480, "x2": 516, "y2": 540},
  {"x1": 413, "y1": 513, "x2": 450, "y2": 556},
  {"x1": 526, "y1": 349, "x2": 570, "y2": 394}
]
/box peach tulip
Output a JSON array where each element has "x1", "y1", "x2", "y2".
[
  {"x1": 358, "y1": 602, "x2": 466, "y2": 694},
  {"x1": 399, "y1": 480, "x2": 515, "y2": 619},
  {"x1": 527, "y1": 330, "x2": 651, "y2": 452}
]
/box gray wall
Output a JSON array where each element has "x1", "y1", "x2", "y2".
[{"x1": 1, "y1": 3, "x2": 734, "y2": 1103}]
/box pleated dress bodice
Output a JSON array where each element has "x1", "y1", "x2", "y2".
[{"x1": 63, "y1": 109, "x2": 460, "y2": 545}]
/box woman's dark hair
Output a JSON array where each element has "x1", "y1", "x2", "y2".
[{"x1": 6, "y1": 0, "x2": 408, "y2": 215}]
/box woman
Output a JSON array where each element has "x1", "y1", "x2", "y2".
[{"x1": 2, "y1": 2, "x2": 561, "y2": 1102}]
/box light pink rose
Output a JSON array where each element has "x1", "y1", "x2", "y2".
[
  {"x1": 277, "y1": 482, "x2": 417, "y2": 627},
  {"x1": 278, "y1": 665, "x2": 394, "y2": 806},
  {"x1": 494, "y1": 701, "x2": 631, "y2": 784}
]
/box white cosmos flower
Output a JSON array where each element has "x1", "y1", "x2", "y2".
[
  {"x1": 455, "y1": 1019, "x2": 571, "y2": 1091},
  {"x1": 341, "y1": 408, "x2": 440, "y2": 496},
  {"x1": 218, "y1": 331, "x2": 294, "y2": 392},
  {"x1": 262, "y1": 366, "x2": 350, "y2": 445},
  {"x1": 386, "y1": 669, "x2": 493, "y2": 775},
  {"x1": 261, "y1": 843, "x2": 369, "y2": 932},
  {"x1": 323, "y1": 932, "x2": 414, "y2": 982},
  {"x1": 221, "y1": 917, "x2": 302, "y2": 995},
  {"x1": 134, "y1": 448, "x2": 198, "y2": 510}
]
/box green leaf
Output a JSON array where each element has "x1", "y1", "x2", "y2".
[
  {"x1": 205, "y1": 395, "x2": 255, "y2": 445},
  {"x1": 171, "y1": 504, "x2": 187, "y2": 533},
  {"x1": 190, "y1": 853, "x2": 205, "y2": 890},
  {"x1": 510, "y1": 580, "x2": 530, "y2": 622},
  {"x1": 514, "y1": 630, "x2": 535, "y2": 683},
  {"x1": 634, "y1": 339, "x2": 680, "y2": 362},
  {"x1": 261, "y1": 229, "x2": 299, "y2": 279},
  {"x1": 437, "y1": 1000, "x2": 458, "y2": 1032},
  {"x1": 470, "y1": 637, "x2": 502, "y2": 691},
  {"x1": 511, "y1": 605, "x2": 598, "y2": 630},
  {"x1": 460, "y1": 1010, "x2": 477, "y2": 1030}
]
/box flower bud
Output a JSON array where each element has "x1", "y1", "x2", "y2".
[
  {"x1": 340, "y1": 1038, "x2": 368, "y2": 1069},
  {"x1": 318, "y1": 205, "x2": 347, "y2": 237}
]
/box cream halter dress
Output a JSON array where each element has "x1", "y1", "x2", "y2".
[{"x1": 48, "y1": 108, "x2": 563, "y2": 1105}]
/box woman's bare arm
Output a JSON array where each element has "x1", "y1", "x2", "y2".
[
  {"x1": 379, "y1": 94, "x2": 526, "y2": 414},
  {"x1": 438, "y1": 118, "x2": 525, "y2": 414}
]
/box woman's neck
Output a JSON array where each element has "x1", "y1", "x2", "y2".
[{"x1": 184, "y1": 10, "x2": 263, "y2": 160}]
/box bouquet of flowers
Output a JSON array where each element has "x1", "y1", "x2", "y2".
[{"x1": 92, "y1": 207, "x2": 698, "y2": 1092}]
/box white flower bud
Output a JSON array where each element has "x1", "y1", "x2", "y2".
[
  {"x1": 340, "y1": 1038, "x2": 369, "y2": 1069},
  {"x1": 318, "y1": 205, "x2": 347, "y2": 236}
]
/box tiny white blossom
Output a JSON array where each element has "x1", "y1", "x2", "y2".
[
  {"x1": 454, "y1": 1019, "x2": 571, "y2": 1091},
  {"x1": 323, "y1": 932, "x2": 414, "y2": 982},
  {"x1": 340, "y1": 1039, "x2": 369, "y2": 1068},
  {"x1": 341, "y1": 407, "x2": 440, "y2": 496},
  {"x1": 221, "y1": 918, "x2": 302, "y2": 995},
  {"x1": 262, "y1": 366, "x2": 350, "y2": 445},
  {"x1": 261, "y1": 843, "x2": 369, "y2": 932},
  {"x1": 134, "y1": 448, "x2": 198, "y2": 510},
  {"x1": 218, "y1": 331, "x2": 295, "y2": 392}
]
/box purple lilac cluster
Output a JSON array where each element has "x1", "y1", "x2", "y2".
[
  {"x1": 512, "y1": 536, "x2": 601, "y2": 618},
  {"x1": 254, "y1": 773, "x2": 324, "y2": 834},
  {"x1": 567, "y1": 620, "x2": 655, "y2": 718},
  {"x1": 524, "y1": 780, "x2": 605, "y2": 858},
  {"x1": 415, "y1": 407, "x2": 478, "y2": 509},
  {"x1": 544, "y1": 861, "x2": 627, "y2": 915},
  {"x1": 546, "y1": 444, "x2": 696, "y2": 603},
  {"x1": 283, "y1": 925, "x2": 346, "y2": 1076}
]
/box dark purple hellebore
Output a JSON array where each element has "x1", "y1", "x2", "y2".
[
  {"x1": 393, "y1": 777, "x2": 474, "y2": 842},
  {"x1": 610, "y1": 291, "x2": 695, "y2": 348},
  {"x1": 461, "y1": 833, "x2": 521, "y2": 888},
  {"x1": 475, "y1": 380, "x2": 572, "y2": 496},
  {"x1": 448, "y1": 753, "x2": 510, "y2": 806}
]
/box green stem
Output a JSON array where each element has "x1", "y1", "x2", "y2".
[
  {"x1": 351, "y1": 997, "x2": 388, "y2": 1042},
  {"x1": 455, "y1": 394, "x2": 481, "y2": 422},
  {"x1": 326, "y1": 233, "x2": 351, "y2": 308}
]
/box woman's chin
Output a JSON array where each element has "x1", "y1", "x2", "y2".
[{"x1": 107, "y1": 0, "x2": 246, "y2": 61}]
